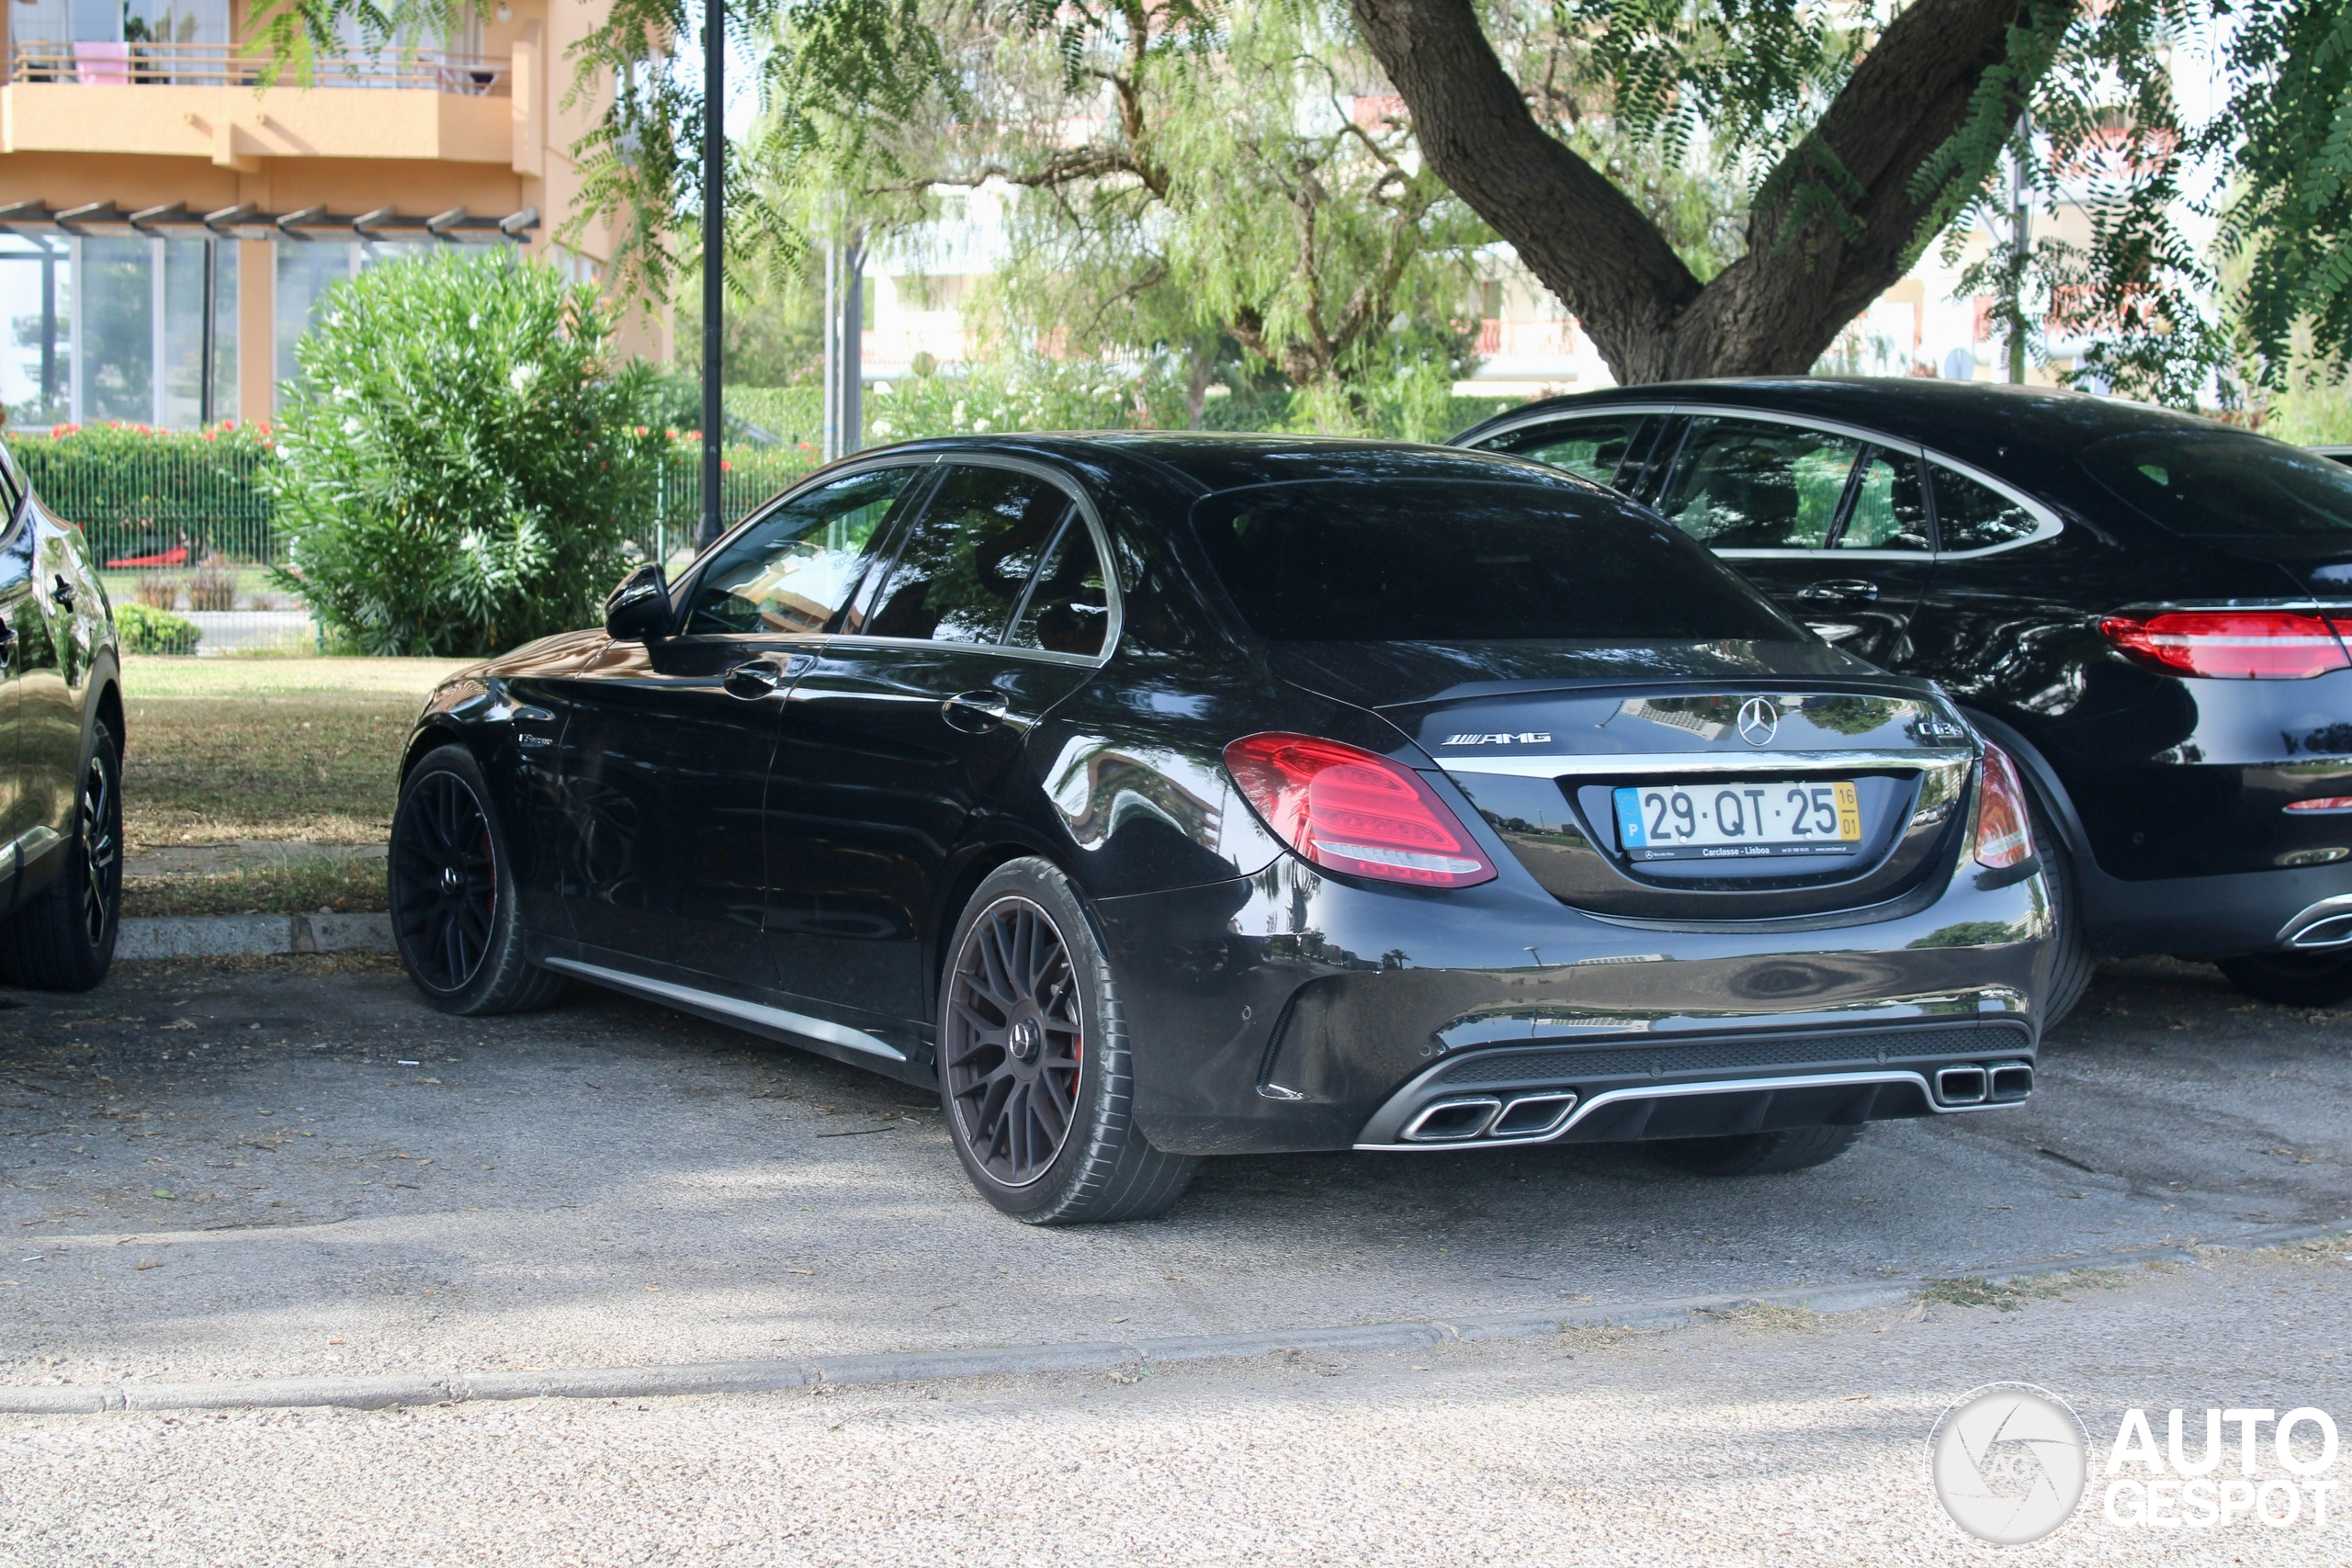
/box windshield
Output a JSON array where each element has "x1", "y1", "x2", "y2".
[
  {"x1": 2083, "y1": 430, "x2": 2352, "y2": 538},
  {"x1": 1191, "y1": 479, "x2": 1804, "y2": 642}
]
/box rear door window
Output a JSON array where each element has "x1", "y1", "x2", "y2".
[
  {"x1": 684, "y1": 464, "x2": 922, "y2": 636},
  {"x1": 1654, "y1": 417, "x2": 1865, "y2": 549},
  {"x1": 1930, "y1": 463, "x2": 2042, "y2": 552},
  {"x1": 862, "y1": 464, "x2": 1079, "y2": 645},
  {"x1": 1477, "y1": 415, "x2": 1655, "y2": 491},
  {"x1": 1838, "y1": 448, "x2": 1931, "y2": 551},
  {"x1": 1005, "y1": 516, "x2": 1113, "y2": 657}
]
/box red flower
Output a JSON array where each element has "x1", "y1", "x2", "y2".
[{"x1": 720, "y1": 460, "x2": 732, "y2": 471}]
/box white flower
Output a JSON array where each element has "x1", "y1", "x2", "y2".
[
  {"x1": 510, "y1": 363, "x2": 538, "y2": 390},
  {"x1": 973, "y1": 418, "x2": 992, "y2": 432},
  {"x1": 873, "y1": 420, "x2": 896, "y2": 436}
]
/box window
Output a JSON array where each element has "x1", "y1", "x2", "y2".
[
  {"x1": 2081, "y1": 431, "x2": 2352, "y2": 539},
  {"x1": 1931, "y1": 462, "x2": 2042, "y2": 552},
  {"x1": 1839, "y1": 448, "x2": 1929, "y2": 550},
  {"x1": 684, "y1": 466, "x2": 921, "y2": 636},
  {"x1": 1482, "y1": 416, "x2": 1651, "y2": 491},
  {"x1": 1655, "y1": 417, "x2": 1864, "y2": 549},
  {"x1": 864, "y1": 465, "x2": 1079, "y2": 645},
  {"x1": 1007, "y1": 517, "x2": 1112, "y2": 656},
  {"x1": 1191, "y1": 479, "x2": 1800, "y2": 643}
]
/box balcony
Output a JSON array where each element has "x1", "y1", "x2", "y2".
[
  {"x1": 6, "y1": 41, "x2": 509, "y2": 95},
  {"x1": 0, "y1": 40, "x2": 519, "y2": 164}
]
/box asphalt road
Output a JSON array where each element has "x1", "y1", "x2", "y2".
[
  {"x1": 5, "y1": 1242, "x2": 2349, "y2": 1565},
  {"x1": 0, "y1": 952, "x2": 2346, "y2": 1390}
]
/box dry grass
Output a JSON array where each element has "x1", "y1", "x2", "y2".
[
  {"x1": 119, "y1": 656, "x2": 473, "y2": 850},
  {"x1": 122, "y1": 857, "x2": 388, "y2": 919}
]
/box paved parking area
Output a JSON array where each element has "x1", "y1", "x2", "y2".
[
  {"x1": 0, "y1": 953, "x2": 2346, "y2": 1388},
  {"x1": 6, "y1": 953, "x2": 2352, "y2": 1563}
]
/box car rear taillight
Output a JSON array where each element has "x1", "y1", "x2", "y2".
[
  {"x1": 2286, "y1": 796, "x2": 2352, "y2": 814},
  {"x1": 1223, "y1": 733, "x2": 1497, "y2": 888},
  {"x1": 2098, "y1": 611, "x2": 2352, "y2": 679},
  {"x1": 1973, "y1": 744, "x2": 2036, "y2": 870}
]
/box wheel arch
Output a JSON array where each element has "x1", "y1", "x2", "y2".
[
  {"x1": 1958, "y1": 707, "x2": 2095, "y2": 866},
  {"x1": 926, "y1": 836, "x2": 1089, "y2": 1022},
  {"x1": 399, "y1": 721, "x2": 470, "y2": 789}
]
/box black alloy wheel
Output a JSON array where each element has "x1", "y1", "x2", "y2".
[
  {"x1": 391, "y1": 769, "x2": 500, "y2": 995},
  {"x1": 76, "y1": 748, "x2": 120, "y2": 951},
  {"x1": 2215, "y1": 951, "x2": 2352, "y2": 1008},
  {"x1": 937, "y1": 858, "x2": 1197, "y2": 1223},
  {"x1": 944, "y1": 895, "x2": 1086, "y2": 1188}
]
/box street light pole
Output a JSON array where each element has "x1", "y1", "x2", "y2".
[{"x1": 696, "y1": 0, "x2": 725, "y2": 551}]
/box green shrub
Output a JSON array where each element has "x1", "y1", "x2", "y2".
[
  {"x1": 113, "y1": 600, "x2": 203, "y2": 655},
  {"x1": 265, "y1": 250, "x2": 665, "y2": 657}
]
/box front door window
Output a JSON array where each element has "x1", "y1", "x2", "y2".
[{"x1": 1655, "y1": 417, "x2": 1865, "y2": 549}]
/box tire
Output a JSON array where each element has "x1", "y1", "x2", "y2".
[
  {"x1": 2214, "y1": 952, "x2": 2352, "y2": 1008},
  {"x1": 0, "y1": 720, "x2": 122, "y2": 991},
  {"x1": 1646, "y1": 1123, "x2": 1866, "y2": 1177},
  {"x1": 2029, "y1": 794, "x2": 2093, "y2": 1030},
  {"x1": 389, "y1": 744, "x2": 566, "y2": 1016},
  {"x1": 938, "y1": 857, "x2": 1198, "y2": 1224}
]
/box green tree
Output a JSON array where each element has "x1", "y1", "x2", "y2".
[
  {"x1": 745, "y1": 0, "x2": 1491, "y2": 431},
  {"x1": 265, "y1": 250, "x2": 664, "y2": 656}
]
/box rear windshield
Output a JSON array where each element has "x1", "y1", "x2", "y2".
[
  {"x1": 1191, "y1": 479, "x2": 1804, "y2": 642},
  {"x1": 2083, "y1": 431, "x2": 2352, "y2": 538}
]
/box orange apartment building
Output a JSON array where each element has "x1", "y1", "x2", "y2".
[{"x1": 0, "y1": 0, "x2": 657, "y2": 426}]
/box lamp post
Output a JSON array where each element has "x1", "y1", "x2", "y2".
[{"x1": 696, "y1": 0, "x2": 725, "y2": 550}]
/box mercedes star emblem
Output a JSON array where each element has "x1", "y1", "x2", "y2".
[{"x1": 1736, "y1": 697, "x2": 1781, "y2": 746}]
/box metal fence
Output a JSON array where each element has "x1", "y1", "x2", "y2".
[{"x1": 6, "y1": 432, "x2": 817, "y2": 651}]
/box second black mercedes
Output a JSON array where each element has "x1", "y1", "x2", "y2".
[{"x1": 390, "y1": 437, "x2": 2053, "y2": 1223}]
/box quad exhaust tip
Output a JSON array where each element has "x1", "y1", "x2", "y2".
[
  {"x1": 1400, "y1": 1090, "x2": 1581, "y2": 1144},
  {"x1": 1934, "y1": 1061, "x2": 2034, "y2": 1106}
]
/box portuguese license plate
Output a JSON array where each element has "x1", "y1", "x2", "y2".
[{"x1": 1613, "y1": 781, "x2": 1862, "y2": 861}]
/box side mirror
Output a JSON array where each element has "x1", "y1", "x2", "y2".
[{"x1": 604, "y1": 564, "x2": 671, "y2": 642}]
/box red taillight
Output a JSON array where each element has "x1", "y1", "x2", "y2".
[
  {"x1": 2098, "y1": 611, "x2": 2352, "y2": 679},
  {"x1": 1223, "y1": 732, "x2": 1497, "y2": 888},
  {"x1": 1973, "y1": 743, "x2": 2036, "y2": 870},
  {"x1": 2286, "y1": 796, "x2": 2352, "y2": 814}
]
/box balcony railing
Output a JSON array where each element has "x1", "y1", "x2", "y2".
[{"x1": 6, "y1": 41, "x2": 510, "y2": 96}]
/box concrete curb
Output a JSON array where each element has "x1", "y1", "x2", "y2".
[
  {"x1": 6, "y1": 1215, "x2": 2342, "y2": 1418},
  {"x1": 114, "y1": 912, "x2": 394, "y2": 962}
]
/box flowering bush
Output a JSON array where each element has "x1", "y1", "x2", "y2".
[{"x1": 266, "y1": 250, "x2": 666, "y2": 657}]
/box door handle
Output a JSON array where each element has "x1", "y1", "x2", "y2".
[
  {"x1": 1796, "y1": 579, "x2": 1879, "y2": 604},
  {"x1": 51, "y1": 576, "x2": 74, "y2": 612},
  {"x1": 941, "y1": 690, "x2": 1010, "y2": 733},
  {"x1": 724, "y1": 656, "x2": 794, "y2": 700}
]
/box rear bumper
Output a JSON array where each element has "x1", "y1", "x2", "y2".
[
  {"x1": 2077, "y1": 857, "x2": 2352, "y2": 959},
  {"x1": 1351, "y1": 1021, "x2": 2033, "y2": 1151},
  {"x1": 1092, "y1": 847, "x2": 2051, "y2": 1156}
]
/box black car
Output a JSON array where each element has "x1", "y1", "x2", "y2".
[
  {"x1": 1457, "y1": 380, "x2": 2352, "y2": 1012},
  {"x1": 390, "y1": 437, "x2": 2052, "y2": 1223},
  {"x1": 0, "y1": 434, "x2": 123, "y2": 990}
]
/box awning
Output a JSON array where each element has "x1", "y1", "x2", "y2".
[{"x1": 0, "y1": 200, "x2": 538, "y2": 242}]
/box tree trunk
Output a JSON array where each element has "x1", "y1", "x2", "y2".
[{"x1": 1349, "y1": 0, "x2": 2053, "y2": 383}]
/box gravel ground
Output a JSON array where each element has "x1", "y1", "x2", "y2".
[
  {"x1": 0, "y1": 953, "x2": 2347, "y2": 1391},
  {"x1": 4, "y1": 1242, "x2": 2347, "y2": 1565}
]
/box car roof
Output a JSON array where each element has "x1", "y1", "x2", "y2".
[
  {"x1": 859, "y1": 431, "x2": 1595, "y2": 498},
  {"x1": 1455, "y1": 377, "x2": 2250, "y2": 473}
]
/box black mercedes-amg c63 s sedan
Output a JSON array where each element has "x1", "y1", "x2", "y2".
[
  {"x1": 390, "y1": 436, "x2": 2053, "y2": 1223},
  {"x1": 0, "y1": 433, "x2": 122, "y2": 992},
  {"x1": 1458, "y1": 381, "x2": 2352, "y2": 1013}
]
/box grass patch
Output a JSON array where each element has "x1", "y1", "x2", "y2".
[
  {"x1": 1917, "y1": 1268, "x2": 2134, "y2": 1314},
  {"x1": 122, "y1": 857, "x2": 387, "y2": 919},
  {"x1": 120, "y1": 655, "x2": 472, "y2": 848}
]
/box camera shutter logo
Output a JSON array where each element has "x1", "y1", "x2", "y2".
[
  {"x1": 1736, "y1": 697, "x2": 1780, "y2": 746},
  {"x1": 1929, "y1": 1383, "x2": 2089, "y2": 1544}
]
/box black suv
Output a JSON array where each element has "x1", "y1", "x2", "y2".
[
  {"x1": 1456, "y1": 378, "x2": 2352, "y2": 1014},
  {"x1": 0, "y1": 434, "x2": 123, "y2": 990}
]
